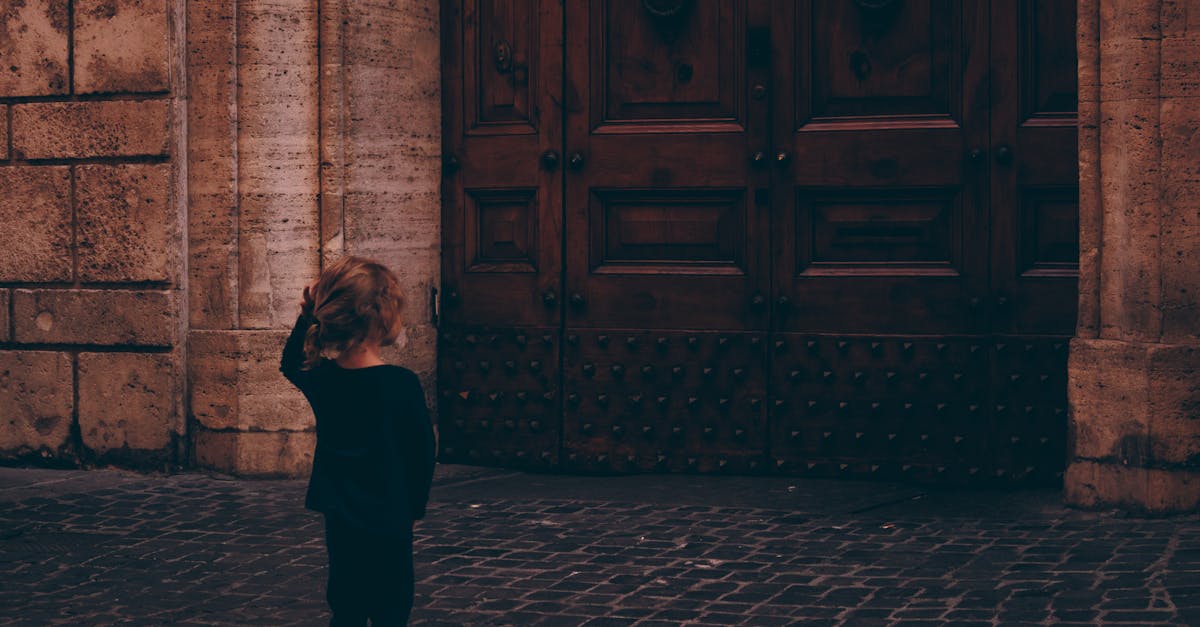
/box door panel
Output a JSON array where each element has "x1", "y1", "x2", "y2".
[
  {"x1": 442, "y1": 0, "x2": 563, "y2": 327},
  {"x1": 773, "y1": 0, "x2": 991, "y2": 335},
  {"x1": 439, "y1": 0, "x2": 564, "y2": 469},
  {"x1": 991, "y1": 0, "x2": 1079, "y2": 336},
  {"x1": 561, "y1": 0, "x2": 772, "y2": 471},
  {"x1": 564, "y1": 0, "x2": 770, "y2": 332},
  {"x1": 594, "y1": 2, "x2": 744, "y2": 128}
]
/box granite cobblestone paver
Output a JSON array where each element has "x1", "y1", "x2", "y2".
[{"x1": 1, "y1": 467, "x2": 1198, "y2": 626}]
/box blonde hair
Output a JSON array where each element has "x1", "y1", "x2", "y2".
[{"x1": 302, "y1": 256, "x2": 405, "y2": 370}]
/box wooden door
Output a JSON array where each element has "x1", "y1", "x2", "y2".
[
  {"x1": 560, "y1": 0, "x2": 773, "y2": 473},
  {"x1": 765, "y1": 0, "x2": 1075, "y2": 484},
  {"x1": 988, "y1": 0, "x2": 1078, "y2": 481},
  {"x1": 438, "y1": 0, "x2": 564, "y2": 469},
  {"x1": 437, "y1": 0, "x2": 1080, "y2": 483},
  {"x1": 768, "y1": 0, "x2": 996, "y2": 482}
]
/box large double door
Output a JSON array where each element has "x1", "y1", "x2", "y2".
[{"x1": 439, "y1": 0, "x2": 1078, "y2": 483}]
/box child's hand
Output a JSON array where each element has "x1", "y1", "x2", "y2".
[{"x1": 301, "y1": 284, "x2": 316, "y2": 316}]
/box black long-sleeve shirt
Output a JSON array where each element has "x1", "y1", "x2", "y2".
[{"x1": 280, "y1": 313, "x2": 436, "y2": 536}]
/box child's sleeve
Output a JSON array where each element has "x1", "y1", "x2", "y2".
[
  {"x1": 279, "y1": 313, "x2": 315, "y2": 388},
  {"x1": 400, "y1": 372, "x2": 437, "y2": 520}
]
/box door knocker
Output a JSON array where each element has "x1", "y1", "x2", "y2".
[{"x1": 493, "y1": 40, "x2": 513, "y2": 73}]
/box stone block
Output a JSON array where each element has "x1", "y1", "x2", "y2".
[
  {"x1": 13, "y1": 289, "x2": 176, "y2": 346},
  {"x1": 1098, "y1": 95, "x2": 1165, "y2": 341},
  {"x1": 12, "y1": 100, "x2": 169, "y2": 159},
  {"x1": 0, "y1": 290, "x2": 9, "y2": 342},
  {"x1": 0, "y1": 0, "x2": 68, "y2": 96},
  {"x1": 189, "y1": 329, "x2": 314, "y2": 432},
  {"x1": 1067, "y1": 339, "x2": 1150, "y2": 462},
  {"x1": 73, "y1": 0, "x2": 170, "y2": 94},
  {"x1": 1070, "y1": 339, "x2": 1200, "y2": 469},
  {"x1": 1146, "y1": 345, "x2": 1200, "y2": 466},
  {"x1": 339, "y1": 2, "x2": 441, "y2": 380},
  {"x1": 1065, "y1": 461, "x2": 1200, "y2": 514},
  {"x1": 187, "y1": 0, "x2": 239, "y2": 330},
  {"x1": 78, "y1": 351, "x2": 180, "y2": 454},
  {"x1": 234, "y1": 0, "x2": 320, "y2": 329},
  {"x1": 0, "y1": 106, "x2": 6, "y2": 159},
  {"x1": 0, "y1": 166, "x2": 72, "y2": 282},
  {"x1": 192, "y1": 429, "x2": 315, "y2": 478},
  {"x1": 76, "y1": 164, "x2": 177, "y2": 283},
  {"x1": 0, "y1": 351, "x2": 73, "y2": 454}
]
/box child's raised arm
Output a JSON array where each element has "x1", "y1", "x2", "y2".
[{"x1": 280, "y1": 286, "x2": 317, "y2": 387}]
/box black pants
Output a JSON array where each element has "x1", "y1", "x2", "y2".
[{"x1": 323, "y1": 514, "x2": 414, "y2": 626}]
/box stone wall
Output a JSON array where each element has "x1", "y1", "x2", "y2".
[
  {"x1": 0, "y1": 0, "x2": 186, "y2": 468},
  {"x1": 0, "y1": 0, "x2": 438, "y2": 477},
  {"x1": 1066, "y1": 0, "x2": 1200, "y2": 512},
  {"x1": 186, "y1": 0, "x2": 440, "y2": 476}
]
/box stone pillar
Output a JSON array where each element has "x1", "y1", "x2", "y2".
[
  {"x1": 1066, "y1": 0, "x2": 1200, "y2": 512},
  {"x1": 187, "y1": 0, "x2": 440, "y2": 476}
]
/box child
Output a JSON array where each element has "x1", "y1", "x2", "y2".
[{"x1": 279, "y1": 255, "x2": 437, "y2": 626}]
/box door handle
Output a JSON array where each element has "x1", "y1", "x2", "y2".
[
  {"x1": 569, "y1": 293, "x2": 586, "y2": 310},
  {"x1": 567, "y1": 152, "x2": 586, "y2": 171},
  {"x1": 541, "y1": 150, "x2": 560, "y2": 171},
  {"x1": 995, "y1": 145, "x2": 1014, "y2": 165}
]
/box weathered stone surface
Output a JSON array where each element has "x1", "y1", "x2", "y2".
[
  {"x1": 0, "y1": 0, "x2": 68, "y2": 96},
  {"x1": 1067, "y1": 339, "x2": 1149, "y2": 463},
  {"x1": 1162, "y1": 34, "x2": 1200, "y2": 99},
  {"x1": 187, "y1": 0, "x2": 239, "y2": 329},
  {"x1": 189, "y1": 329, "x2": 313, "y2": 432},
  {"x1": 192, "y1": 429, "x2": 314, "y2": 477},
  {"x1": 1160, "y1": 96, "x2": 1200, "y2": 342},
  {"x1": 0, "y1": 166, "x2": 72, "y2": 282},
  {"x1": 1065, "y1": 460, "x2": 1200, "y2": 514},
  {"x1": 12, "y1": 100, "x2": 169, "y2": 159},
  {"x1": 78, "y1": 351, "x2": 180, "y2": 453},
  {"x1": 0, "y1": 105, "x2": 7, "y2": 159},
  {"x1": 13, "y1": 289, "x2": 176, "y2": 346},
  {"x1": 340, "y1": 0, "x2": 440, "y2": 378},
  {"x1": 76, "y1": 164, "x2": 176, "y2": 283},
  {"x1": 1075, "y1": 0, "x2": 1100, "y2": 339},
  {"x1": 0, "y1": 351, "x2": 73, "y2": 454},
  {"x1": 1068, "y1": 0, "x2": 1200, "y2": 513},
  {"x1": 73, "y1": 0, "x2": 170, "y2": 94},
  {"x1": 0, "y1": 290, "x2": 9, "y2": 342},
  {"x1": 1146, "y1": 344, "x2": 1200, "y2": 465},
  {"x1": 1098, "y1": 95, "x2": 1163, "y2": 342},
  {"x1": 1070, "y1": 339, "x2": 1200, "y2": 466},
  {"x1": 235, "y1": 0, "x2": 320, "y2": 329}
]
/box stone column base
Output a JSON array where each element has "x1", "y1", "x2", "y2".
[
  {"x1": 192, "y1": 429, "x2": 315, "y2": 478},
  {"x1": 188, "y1": 329, "x2": 316, "y2": 477},
  {"x1": 1066, "y1": 338, "x2": 1200, "y2": 513}
]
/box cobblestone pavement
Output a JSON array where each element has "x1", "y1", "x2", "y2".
[{"x1": 2, "y1": 466, "x2": 1198, "y2": 626}]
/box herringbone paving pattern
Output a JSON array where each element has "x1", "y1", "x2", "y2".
[{"x1": 1, "y1": 467, "x2": 1197, "y2": 625}]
